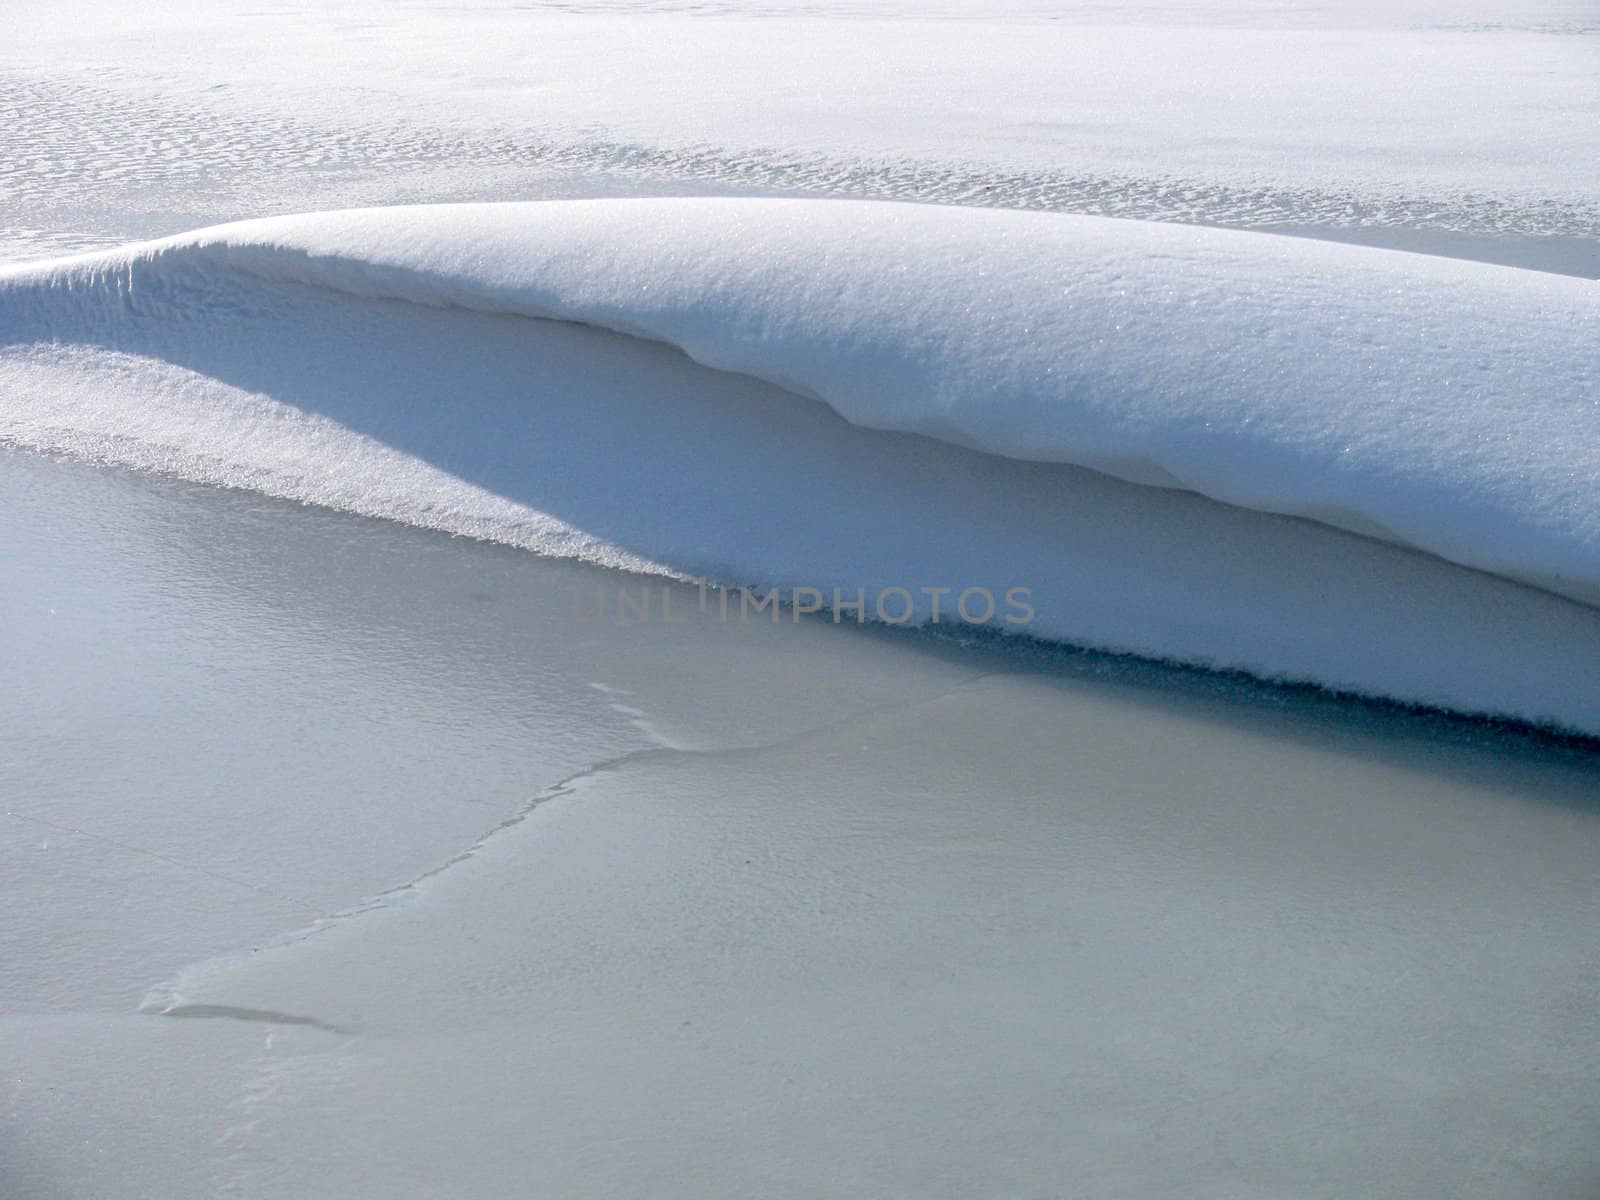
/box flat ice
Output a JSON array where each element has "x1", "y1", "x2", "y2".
[
  {"x1": 0, "y1": 449, "x2": 979, "y2": 1014},
  {"x1": 148, "y1": 677, "x2": 1600, "y2": 1200},
  {"x1": 3, "y1": 199, "x2": 1599, "y2": 732},
  {"x1": 5, "y1": 450, "x2": 1600, "y2": 1200}
]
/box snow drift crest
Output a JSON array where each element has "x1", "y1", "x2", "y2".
[
  {"x1": 4, "y1": 198, "x2": 1600, "y2": 732},
  {"x1": 8, "y1": 197, "x2": 1595, "y2": 607}
]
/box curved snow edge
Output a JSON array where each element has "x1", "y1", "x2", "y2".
[{"x1": 5, "y1": 198, "x2": 1598, "y2": 606}]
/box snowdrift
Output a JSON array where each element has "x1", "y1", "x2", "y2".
[{"x1": 3, "y1": 198, "x2": 1599, "y2": 732}]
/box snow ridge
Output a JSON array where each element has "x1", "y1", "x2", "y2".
[
  {"x1": 7, "y1": 198, "x2": 1595, "y2": 604},
  {"x1": 5, "y1": 198, "x2": 1600, "y2": 733}
]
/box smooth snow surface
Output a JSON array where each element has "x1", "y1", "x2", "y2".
[{"x1": 3, "y1": 199, "x2": 1599, "y2": 732}]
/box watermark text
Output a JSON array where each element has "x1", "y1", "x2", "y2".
[{"x1": 572, "y1": 580, "x2": 1034, "y2": 627}]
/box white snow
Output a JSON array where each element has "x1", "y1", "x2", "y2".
[
  {"x1": 8, "y1": 0, "x2": 1597, "y2": 215},
  {"x1": 6, "y1": 2, "x2": 1600, "y2": 1195},
  {"x1": 3, "y1": 199, "x2": 1600, "y2": 732},
  {"x1": 4, "y1": 0, "x2": 1597, "y2": 271}
]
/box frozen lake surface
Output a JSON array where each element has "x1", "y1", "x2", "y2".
[
  {"x1": 0, "y1": 448, "x2": 984, "y2": 1012},
  {"x1": 4, "y1": 450, "x2": 1599, "y2": 1198}
]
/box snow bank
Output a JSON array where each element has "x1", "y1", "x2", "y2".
[
  {"x1": 3, "y1": 198, "x2": 1599, "y2": 731},
  {"x1": 7, "y1": 199, "x2": 1595, "y2": 602}
]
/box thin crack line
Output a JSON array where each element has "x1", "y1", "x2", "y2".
[{"x1": 144, "y1": 667, "x2": 1002, "y2": 1011}]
